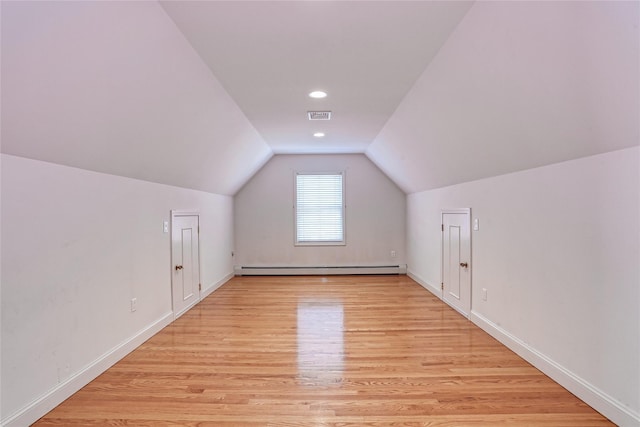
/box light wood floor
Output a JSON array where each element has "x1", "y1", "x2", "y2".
[{"x1": 34, "y1": 275, "x2": 613, "y2": 426}]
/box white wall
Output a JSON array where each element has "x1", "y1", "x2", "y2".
[
  {"x1": 234, "y1": 154, "x2": 406, "y2": 268},
  {"x1": 407, "y1": 147, "x2": 640, "y2": 426},
  {"x1": 1, "y1": 154, "x2": 235, "y2": 426}
]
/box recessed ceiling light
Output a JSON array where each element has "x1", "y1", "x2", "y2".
[
  {"x1": 313, "y1": 132, "x2": 325, "y2": 138},
  {"x1": 309, "y1": 91, "x2": 327, "y2": 99}
]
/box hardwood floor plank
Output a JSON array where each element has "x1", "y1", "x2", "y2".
[{"x1": 33, "y1": 275, "x2": 613, "y2": 426}]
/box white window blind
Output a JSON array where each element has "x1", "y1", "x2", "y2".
[{"x1": 295, "y1": 173, "x2": 345, "y2": 245}]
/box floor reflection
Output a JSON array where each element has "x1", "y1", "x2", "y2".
[{"x1": 296, "y1": 298, "x2": 344, "y2": 387}]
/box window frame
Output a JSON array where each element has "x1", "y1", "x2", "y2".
[{"x1": 294, "y1": 171, "x2": 346, "y2": 246}]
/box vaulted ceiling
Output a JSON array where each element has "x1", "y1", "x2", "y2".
[
  {"x1": 2, "y1": 1, "x2": 638, "y2": 195},
  {"x1": 159, "y1": 1, "x2": 473, "y2": 155}
]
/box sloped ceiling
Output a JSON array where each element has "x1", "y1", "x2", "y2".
[
  {"x1": 1, "y1": 1, "x2": 272, "y2": 196},
  {"x1": 367, "y1": 1, "x2": 639, "y2": 193},
  {"x1": 159, "y1": 1, "x2": 473, "y2": 155},
  {"x1": 2, "y1": 1, "x2": 638, "y2": 196}
]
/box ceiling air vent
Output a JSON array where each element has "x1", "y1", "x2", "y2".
[{"x1": 307, "y1": 111, "x2": 332, "y2": 120}]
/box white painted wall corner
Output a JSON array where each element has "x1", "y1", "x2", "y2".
[
  {"x1": 407, "y1": 269, "x2": 442, "y2": 299},
  {"x1": 202, "y1": 272, "x2": 234, "y2": 299}
]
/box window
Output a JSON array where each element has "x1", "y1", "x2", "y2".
[{"x1": 295, "y1": 172, "x2": 345, "y2": 245}]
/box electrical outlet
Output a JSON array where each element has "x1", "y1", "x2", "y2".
[
  {"x1": 482, "y1": 288, "x2": 487, "y2": 301},
  {"x1": 131, "y1": 298, "x2": 137, "y2": 312},
  {"x1": 390, "y1": 250, "x2": 396, "y2": 258}
]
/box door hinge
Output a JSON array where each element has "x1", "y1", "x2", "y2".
[
  {"x1": 199, "y1": 283, "x2": 202, "y2": 291},
  {"x1": 441, "y1": 282, "x2": 444, "y2": 290},
  {"x1": 441, "y1": 224, "x2": 444, "y2": 231}
]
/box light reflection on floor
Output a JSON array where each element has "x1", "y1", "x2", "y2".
[{"x1": 296, "y1": 298, "x2": 344, "y2": 387}]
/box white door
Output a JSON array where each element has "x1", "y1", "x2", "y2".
[
  {"x1": 171, "y1": 212, "x2": 200, "y2": 319},
  {"x1": 442, "y1": 209, "x2": 471, "y2": 317}
]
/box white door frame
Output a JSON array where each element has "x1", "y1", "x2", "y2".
[
  {"x1": 171, "y1": 210, "x2": 201, "y2": 319},
  {"x1": 441, "y1": 208, "x2": 472, "y2": 317}
]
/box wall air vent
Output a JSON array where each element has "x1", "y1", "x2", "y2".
[{"x1": 307, "y1": 111, "x2": 332, "y2": 120}]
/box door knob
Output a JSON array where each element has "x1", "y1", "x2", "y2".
[
  {"x1": 459, "y1": 262, "x2": 468, "y2": 268},
  {"x1": 175, "y1": 265, "x2": 183, "y2": 271}
]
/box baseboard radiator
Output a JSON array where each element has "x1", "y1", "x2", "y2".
[{"x1": 235, "y1": 265, "x2": 407, "y2": 276}]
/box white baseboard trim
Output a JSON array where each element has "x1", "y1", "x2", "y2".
[
  {"x1": 406, "y1": 270, "x2": 638, "y2": 426},
  {"x1": 235, "y1": 264, "x2": 407, "y2": 276},
  {"x1": 407, "y1": 269, "x2": 442, "y2": 298},
  {"x1": 3, "y1": 272, "x2": 236, "y2": 427},
  {"x1": 470, "y1": 311, "x2": 639, "y2": 427},
  {"x1": 407, "y1": 270, "x2": 470, "y2": 318},
  {"x1": 202, "y1": 272, "x2": 234, "y2": 298},
  {"x1": 2, "y1": 312, "x2": 173, "y2": 427}
]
